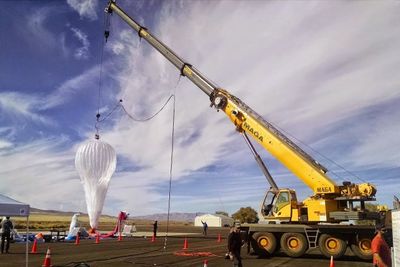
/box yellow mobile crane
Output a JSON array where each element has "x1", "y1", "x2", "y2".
[{"x1": 106, "y1": 1, "x2": 391, "y2": 260}]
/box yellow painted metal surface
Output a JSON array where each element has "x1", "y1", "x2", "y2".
[
  {"x1": 222, "y1": 96, "x2": 339, "y2": 195},
  {"x1": 274, "y1": 203, "x2": 291, "y2": 219},
  {"x1": 303, "y1": 198, "x2": 339, "y2": 222},
  {"x1": 183, "y1": 66, "x2": 192, "y2": 76},
  {"x1": 140, "y1": 30, "x2": 148, "y2": 37},
  {"x1": 291, "y1": 208, "x2": 299, "y2": 222}
]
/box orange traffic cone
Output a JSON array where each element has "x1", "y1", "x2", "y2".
[
  {"x1": 95, "y1": 233, "x2": 100, "y2": 244},
  {"x1": 151, "y1": 234, "x2": 155, "y2": 243},
  {"x1": 183, "y1": 237, "x2": 188, "y2": 250},
  {"x1": 31, "y1": 238, "x2": 38, "y2": 254},
  {"x1": 75, "y1": 233, "x2": 80, "y2": 245},
  {"x1": 203, "y1": 259, "x2": 208, "y2": 267},
  {"x1": 118, "y1": 232, "x2": 122, "y2": 241},
  {"x1": 42, "y1": 248, "x2": 52, "y2": 267},
  {"x1": 330, "y1": 255, "x2": 335, "y2": 267},
  {"x1": 217, "y1": 234, "x2": 221, "y2": 243}
]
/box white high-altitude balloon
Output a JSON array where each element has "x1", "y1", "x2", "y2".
[{"x1": 75, "y1": 138, "x2": 117, "y2": 230}]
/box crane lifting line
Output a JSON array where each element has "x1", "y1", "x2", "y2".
[
  {"x1": 97, "y1": 92, "x2": 178, "y2": 251},
  {"x1": 120, "y1": 79, "x2": 180, "y2": 250},
  {"x1": 95, "y1": 10, "x2": 181, "y2": 250},
  {"x1": 94, "y1": 94, "x2": 178, "y2": 251},
  {"x1": 164, "y1": 93, "x2": 175, "y2": 251}
]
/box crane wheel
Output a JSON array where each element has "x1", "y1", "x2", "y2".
[
  {"x1": 350, "y1": 236, "x2": 372, "y2": 260},
  {"x1": 280, "y1": 233, "x2": 307, "y2": 257},
  {"x1": 251, "y1": 232, "x2": 277, "y2": 256},
  {"x1": 318, "y1": 234, "x2": 347, "y2": 259}
]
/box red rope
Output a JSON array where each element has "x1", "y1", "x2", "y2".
[{"x1": 173, "y1": 251, "x2": 216, "y2": 257}]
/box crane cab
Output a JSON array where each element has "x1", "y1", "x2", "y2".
[{"x1": 261, "y1": 189, "x2": 300, "y2": 222}]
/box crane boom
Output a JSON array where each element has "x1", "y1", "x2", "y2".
[
  {"x1": 107, "y1": 1, "x2": 214, "y2": 97},
  {"x1": 106, "y1": 1, "x2": 376, "y2": 199},
  {"x1": 103, "y1": 3, "x2": 388, "y2": 258}
]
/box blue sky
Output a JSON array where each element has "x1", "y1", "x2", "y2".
[{"x1": 0, "y1": 0, "x2": 399, "y2": 217}]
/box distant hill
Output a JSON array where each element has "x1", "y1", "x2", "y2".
[
  {"x1": 30, "y1": 207, "x2": 80, "y2": 216},
  {"x1": 131, "y1": 212, "x2": 205, "y2": 222},
  {"x1": 30, "y1": 208, "x2": 204, "y2": 222},
  {"x1": 29, "y1": 208, "x2": 116, "y2": 220}
]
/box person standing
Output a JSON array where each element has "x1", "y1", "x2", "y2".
[
  {"x1": 201, "y1": 220, "x2": 208, "y2": 236},
  {"x1": 371, "y1": 225, "x2": 392, "y2": 267},
  {"x1": 1, "y1": 216, "x2": 14, "y2": 254},
  {"x1": 152, "y1": 220, "x2": 158, "y2": 238},
  {"x1": 228, "y1": 225, "x2": 243, "y2": 267}
]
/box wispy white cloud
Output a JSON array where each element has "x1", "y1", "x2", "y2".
[
  {"x1": 0, "y1": 127, "x2": 16, "y2": 139},
  {"x1": 0, "y1": 136, "x2": 157, "y2": 215},
  {"x1": 70, "y1": 27, "x2": 90, "y2": 60},
  {"x1": 67, "y1": 0, "x2": 98, "y2": 21},
  {"x1": 0, "y1": 92, "x2": 54, "y2": 125},
  {"x1": 348, "y1": 105, "x2": 400, "y2": 168},
  {"x1": 95, "y1": 1, "x2": 400, "y2": 214},
  {"x1": 3, "y1": 1, "x2": 400, "y2": 217},
  {"x1": 59, "y1": 32, "x2": 71, "y2": 58},
  {"x1": 0, "y1": 140, "x2": 12, "y2": 150},
  {"x1": 1, "y1": 65, "x2": 103, "y2": 115},
  {"x1": 25, "y1": 7, "x2": 57, "y2": 49},
  {"x1": 107, "y1": 30, "x2": 133, "y2": 56},
  {"x1": 24, "y1": 6, "x2": 68, "y2": 57},
  {"x1": 42, "y1": 66, "x2": 99, "y2": 110},
  {"x1": 0, "y1": 137, "x2": 84, "y2": 212}
]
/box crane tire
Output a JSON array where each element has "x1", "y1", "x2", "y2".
[
  {"x1": 318, "y1": 233, "x2": 347, "y2": 259},
  {"x1": 280, "y1": 232, "x2": 308, "y2": 258},
  {"x1": 350, "y1": 236, "x2": 373, "y2": 260},
  {"x1": 251, "y1": 232, "x2": 277, "y2": 256}
]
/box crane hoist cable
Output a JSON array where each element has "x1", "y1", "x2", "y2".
[
  {"x1": 96, "y1": 7, "x2": 184, "y2": 249},
  {"x1": 94, "y1": 8, "x2": 113, "y2": 138},
  {"x1": 269, "y1": 122, "x2": 367, "y2": 184}
]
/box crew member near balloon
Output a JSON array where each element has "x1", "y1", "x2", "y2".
[
  {"x1": 201, "y1": 220, "x2": 208, "y2": 236},
  {"x1": 227, "y1": 224, "x2": 243, "y2": 267},
  {"x1": 371, "y1": 225, "x2": 392, "y2": 267},
  {"x1": 1, "y1": 216, "x2": 14, "y2": 254},
  {"x1": 153, "y1": 220, "x2": 158, "y2": 238}
]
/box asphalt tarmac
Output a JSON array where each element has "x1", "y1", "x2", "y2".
[{"x1": 2, "y1": 227, "x2": 371, "y2": 267}]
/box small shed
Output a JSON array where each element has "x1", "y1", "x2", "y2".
[{"x1": 194, "y1": 214, "x2": 234, "y2": 227}]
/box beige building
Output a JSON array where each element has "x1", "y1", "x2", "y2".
[{"x1": 194, "y1": 214, "x2": 233, "y2": 227}]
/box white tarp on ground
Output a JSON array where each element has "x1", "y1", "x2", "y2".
[
  {"x1": 0, "y1": 193, "x2": 30, "y2": 267},
  {"x1": 194, "y1": 214, "x2": 234, "y2": 227}
]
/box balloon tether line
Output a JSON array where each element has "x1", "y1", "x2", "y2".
[
  {"x1": 117, "y1": 78, "x2": 181, "y2": 250},
  {"x1": 163, "y1": 93, "x2": 176, "y2": 251}
]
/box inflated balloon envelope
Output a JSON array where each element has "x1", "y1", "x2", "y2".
[{"x1": 75, "y1": 138, "x2": 117, "y2": 231}]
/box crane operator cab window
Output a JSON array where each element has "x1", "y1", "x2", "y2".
[
  {"x1": 262, "y1": 190, "x2": 292, "y2": 220},
  {"x1": 262, "y1": 191, "x2": 276, "y2": 217}
]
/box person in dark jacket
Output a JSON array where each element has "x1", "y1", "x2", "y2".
[
  {"x1": 201, "y1": 220, "x2": 208, "y2": 236},
  {"x1": 1, "y1": 216, "x2": 14, "y2": 254},
  {"x1": 152, "y1": 220, "x2": 158, "y2": 238},
  {"x1": 227, "y1": 225, "x2": 243, "y2": 267}
]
